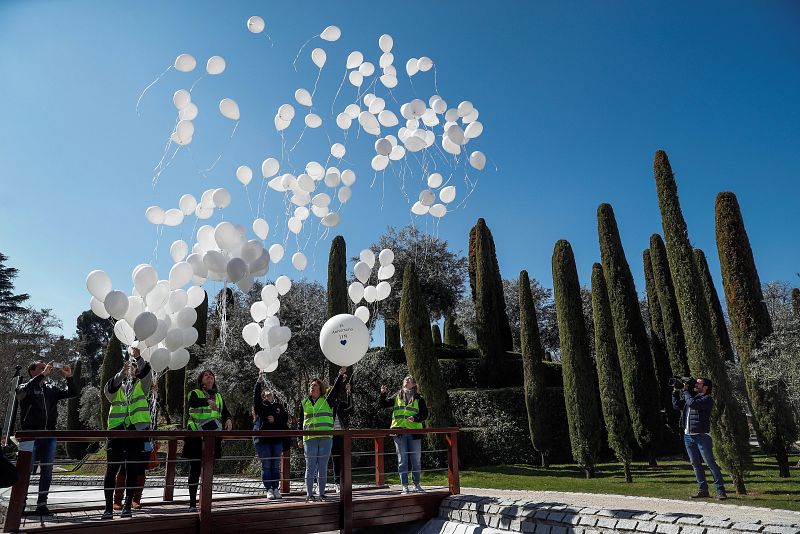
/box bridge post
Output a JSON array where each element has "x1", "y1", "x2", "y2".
[
  {"x1": 447, "y1": 431, "x2": 460, "y2": 495},
  {"x1": 199, "y1": 435, "x2": 215, "y2": 534},
  {"x1": 340, "y1": 433, "x2": 353, "y2": 534},
  {"x1": 374, "y1": 436, "x2": 385, "y2": 485},
  {"x1": 163, "y1": 439, "x2": 177, "y2": 501},
  {"x1": 280, "y1": 448, "x2": 290, "y2": 494},
  {"x1": 3, "y1": 448, "x2": 32, "y2": 533}
]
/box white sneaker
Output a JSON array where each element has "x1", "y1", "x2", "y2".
[
  {"x1": 266, "y1": 489, "x2": 274, "y2": 500},
  {"x1": 272, "y1": 490, "x2": 282, "y2": 500},
  {"x1": 414, "y1": 484, "x2": 425, "y2": 493},
  {"x1": 333, "y1": 484, "x2": 340, "y2": 494},
  {"x1": 401, "y1": 485, "x2": 410, "y2": 494}
]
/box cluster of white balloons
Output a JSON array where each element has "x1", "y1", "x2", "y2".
[
  {"x1": 348, "y1": 248, "x2": 395, "y2": 324},
  {"x1": 411, "y1": 172, "x2": 456, "y2": 218},
  {"x1": 145, "y1": 188, "x2": 231, "y2": 227},
  {"x1": 242, "y1": 276, "x2": 293, "y2": 372},
  {"x1": 86, "y1": 268, "x2": 205, "y2": 373}
]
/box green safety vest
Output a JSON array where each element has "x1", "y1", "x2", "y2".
[
  {"x1": 301, "y1": 397, "x2": 333, "y2": 441},
  {"x1": 391, "y1": 395, "x2": 423, "y2": 430},
  {"x1": 107, "y1": 380, "x2": 150, "y2": 430},
  {"x1": 187, "y1": 389, "x2": 224, "y2": 431}
]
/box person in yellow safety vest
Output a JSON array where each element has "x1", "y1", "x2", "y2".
[
  {"x1": 300, "y1": 368, "x2": 346, "y2": 502},
  {"x1": 379, "y1": 376, "x2": 429, "y2": 494},
  {"x1": 101, "y1": 347, "x2": 152, "y2": 520},
  {"x1": 182, "y1": 369, "x2": 232, "y2": 512}
]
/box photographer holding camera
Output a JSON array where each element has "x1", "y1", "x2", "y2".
[{"x1": 671, "y1": 377, "x2": 727, "y2": 500}]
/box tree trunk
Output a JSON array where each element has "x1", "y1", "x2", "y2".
[
  {"x1": 584, "y1": 466, "x2": 595, "y2": 479},
  {"x1": 732, "y1": 472, "x2": 747, "y2": 495},
  {"x1": 776, "y1": 448, "x2": 791, "y2": 478},
  {"x1": 540, "y1": 452, "x2": 550, "y2": 468},
  {"x1": 384, "y1": 321, "x2": 401, "y2": 350},
  {"x1": 647, "y1": 449, "x2": 658, "y2": 468},
  {"x1": 623, "y1": 462, "x2": 633, "y2": 483}
]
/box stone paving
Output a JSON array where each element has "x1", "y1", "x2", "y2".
[{"x1": 419, "y1": 488, "x2": 800, "y2": 534}]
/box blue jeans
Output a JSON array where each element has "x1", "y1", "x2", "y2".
[
  {"x1": 684, "y1": 433, "x2": 726, "y2": 494},
  {"x1": 393, "y1": 434, "x2": 422, "y2": 486},
  {"x1": 304, "y1": 437, "x2": 332, "y2": 497},
  {"x1": 30, "y1": 438, "x2": 57, "y2": 505},
  {"x1": 255, "y1": 441, "x2": 283, "y2": 491}
]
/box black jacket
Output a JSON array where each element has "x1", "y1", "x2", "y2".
[
  {"x1": 16, "y1": 373, "x2": 78, "y2": 431},
  {"x1": 672, "y1": 390, "x2": 713, "y2": 435},
  {"x1": 379, "y1": 390, "x2": 429, "y2": 439},
  {"x1": 253, "y1": 382, "x2": 289, "y2": 443}
]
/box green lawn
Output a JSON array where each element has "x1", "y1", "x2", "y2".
[{"x1": 380, "y1": 453, "x2": 800, "y2": 512}]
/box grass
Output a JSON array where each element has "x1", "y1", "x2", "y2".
[{"x1": 383, "y1": 452, "x2": 800, "y2": 512}]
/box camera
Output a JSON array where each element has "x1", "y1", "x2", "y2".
[
  {"x1": 668, "y1": 376, "x2": 696, "y2": 390},
  {"x1": 52, "y1": 362, "x2": 65, "y2": 370}
]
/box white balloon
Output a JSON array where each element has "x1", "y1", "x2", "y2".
[
  {"x1": 371, "y1": 155, "x2": 389, "y2": 171},
  {"x1": 331, "y1": 143, "x2": 346, "y2": 158},
  {"x1": 311, "y1": 193, "x2": 331, "y2": 208},
  {"x1": 358, "y1": 62, "x2": 375, "y2": 76},
  {"x1": 251, "y1": 301, "x2": 268, "y2": 322},
  {"x1": 274, "y1": 114, "x2": 290, "y2": 131},
  {"x1": 287, "y1": 217, "x2": 302, "y2": 234},
  {"x1": 133, "y1": 311, "x2": 158, "y2": 341},
  {"x1": 359, "y1": 249, "x2": 375, "y2": 268},
  {"x1": 469, "y1": 151, "x2": 486, "y2": 171},
  {"x1": 177, "y1": 194, "x2": 196, "y2": 216},
  {"x1": 311, "y1": 48, "x2": 326, "y2": 69},
  {"x1": 170, "y1": 348, "x2": 191, "y2": 370},
  {"x1": 275, "y1": 275, "x2": 292, "y2": 296},
  {"x1": 212, "y1": 188, "x2": 231, "y2": 209},
  {"x1": 312, "y1": 205, "x2": 329, "y2": 218},
  {"x1": 346, "y1": 51, "x2": 363, "y2": 69},
  {"x1": 458, "y1": 101, "x2": 474, "y2": 117},
  {"x1": 321, "y1": 212, "x2": 340, "y2": 227},
  {"x1": 253, "y1": 218, "x2": 270, "y2": 240},
  {"x1": 269, "y1": 244, "x2": 284, "y2": 263},
  {"x1": 319, "y1": 314, "x2": 370, "y2": 367},
  {"x1": 427, "y1": 173, "x2": 443, "y2": 189},
  {"x1": 90, "y1": 296, "x2": 110, "y2": 319},
  {"x1": 133, "y1": 265, "x2": 158, "y2": 296},
  {"x1": 442, "y1": 136, "x2": 461, "y2": 155},
  {"x1": 114, "y1": 319, "x2": 136, "y2": 346},
  {"x1": 236, "y1": 165, "x2": 253, "y2": 186},
  {"x1": 219, "y1": 98, "x2": 240, "y2": 121},
  {"x1": 150, "y1": 348, "x2": 171, "y2": 372},
  {"x1": 336, "y1": 112, "x2": 352, "y2": 130},
  {"x1": 179, "y1": 102, "x2": 198, "y2": 121},
  {"x1": 406, "y1": 58, "x2": 419, "y2": 76},
  {"x1": 379, "y1": 74, "x2": 398, "y2": 88},
  {"x1": 445, "y1": 124, "x2": 466, "y2": 146},
  {"x1": 195, "y1": 205, "x2": 213, "y2": 220},
  {"x1": 173, "y1": 89, "x2": 191, "y2": 110},
  {"x1": 429, "y1": 203, "x2": 447, "y2": 218},
  {"x1": 170, "y1": 242, "x2": 189, "y2": 264},
  {"x1": 363, "y1": 285, "x2": 377, "y2": 303},
  {"x1": 146, "y1": 281, "x2": 170, "y2": 312},
  {"x1": 240, "y1": 240, "x2": 263, "y2": 264},
  {"x1": 261, "y1": 284, "x2": 279, "y2": 304},
  {"x1": 125, "y1": 295, "x2": 145, "y2": 325},
  {"x1": 243, "y1": 322, "x2": 261, "y2": 347},
  {"x1": 86, "y1": 270, "x2": 112, "y2": 300},
  {"x1": 389, "y1": 145, "x2": 405, "y2": 161},
  {"x1": 341, "y1": 169, "x2": 356, "y2": 187},
  {"x1": 375, "y1": 138, "x2": 392, "y2": 156},
  {"x1": 262, "y1": 158, "x2": 280, "y2": 178},
  {"x1": 163, "y1": 208, "x2": 184, "y2": 227},
  {"x1": 324, "y1": 169, "x2": 341, "y2": 188},
  {"x1": 320, "y1": 25, "x2": 341, "y2": 42},
  {"x1": 167, "y1": 289, "x2": 188, "y2": 314},
  {"x1": 247, "y1": 15, "x2": 265, "y2": 33},
  {"x1": 378, "y1": 34, "x2": 393, "y2": 53},
  {"x1": 337, "y1": 186, "x2": 352, "y2": 204},
  {"x1": 348, "y1": 282, "x2": 365, "y2": 304},
  {"x1": 187, "y1": 286, "x2": 206, "y2": 308},
  {"x1": 354, "y1": 261, "x2": 371, "y2": 284},
  {"x1": 417, "y1": 56, "x2": 433, "y2": 72},
  {"x1": 304, "y1": 113, "x2": 322, "y2": 128},
  {"x1": 376, "y1": 281, "x2": 392, "y2": 301},
  {"x1": 354, "y1": 306, "x2": 370, "y2": 324},
  {"x1": 292, "y1": 252, "x2": 308, "y2": 271},
  {"x1": 378, "y1": 248, "x2": 394, "y2": 266},
  {"x1": 379, "y1": 52, "x2": 394, "y2": 68},
  {"x1": 378, "y1": 264, "x2": 396, "y2": 280},
  {"x1": 169, "y1": 262, "x2": 193, "y2": 289},
  {"x1": 465, "y1": 121, "x2": 483, "y2": 139},
  {"x1": 145, "y1": 319, "x2": 169, "y2": 347},
  {"x1": 348, "y1": 70, "x2": 363, "y2": 87},
  {"x1": 266, "y1": 299, "x2": 280, "y2": 316},
  {"x1": 419, "y1": 189, "x2": 436, "y2": 206},
  {"x1": 105, "y1": 291, "x2": 129, "y2": 320},
  {"x1": 183, "y1": 326, "x2": 199, "y2": 347},
  {"x1": 206, "y1": 55, "x2": 226, "y2": 75},
  {"x1": 174, "y1": 53, "x2": 196, "y2": 72},
  {"x1": 176, "y1": 306, "x2": 198, "y2": 329},
  {"x1": 378, "y1": 110, "x2": 399, "y2": 127},
  {"x1": 440, "y1": 185, "x2": 457, "y2": 204},
  {"x1": 295, "y1": 88, "x2": 312, "y2": 107},
  {"x1": 226, "y1": 257, "x2": 249, "y2": 283},
  {"x1": 145, "y1": 206, "x2": 165, "y2": 225}
]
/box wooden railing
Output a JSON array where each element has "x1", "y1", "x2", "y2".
[{"x1": 5, "y1": 427, "x2": 459, "y2": 534}]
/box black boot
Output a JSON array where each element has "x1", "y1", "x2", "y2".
[
  {"x1": 120, "y1": 495, "x2": 133, "y2": 518},
  {"x1": 102, "y1": 489, "x2": 114, "y2": 519},
  {"x1": 188, "y1": 486, "x2": 198, "y2": 512}
]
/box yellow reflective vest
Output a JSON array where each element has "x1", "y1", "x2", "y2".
[
  {"x1": 301, "y1": 397, "x2": 333, "y2": 440},
  {"x1": 187, "y1": 389, "x2": 224, "y2": 431},
  {"x1": 390, "y1": 395, "x2": 423, "y2": 430},
  {"x1": 107, "y1": 380, "x2": 150, "y2": 430}
]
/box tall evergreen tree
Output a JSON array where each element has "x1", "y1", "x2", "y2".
[
  {"x1": 399, "y1": 263, "x2": 455, "y2": 437},
  {"x1": 597, "y1": 203, "x2": 661, "y2": 465},
  {"x1": 469, "y1": 219, "x2": 512, "y2": 385},
  {"x1": 183, "y1": 291, "x2": 208, "y2": 425},
  {"x1": 653, "y1": 150, "x2": 751, "y2": 493},
  {"x1": 591, "y1": 264, "x2": 634, "y2": 481},
  {"x1": 99, "y1": 334, "x2": 123, "y2": 429},
  {"x1": 0, "y1": 252, "x2": 29, "y2": 329},
  {"x1": 443, "y1": 314, "x2": 466, "y2": 347},
  {"x1": 715, "y1": 192, "x2": 796, "y2": 477},
  {"x1": 327, "y1": 235, "x2": 350, "y2": 380},
  {"x1": 519, "y1": 270, "x2": 552, "y2": 467},
  {"x1": 66, "y1": 359, "x2": 87, "y2": 458},
  {"x1": 552, "y1": 240, "x2": 601, "y2": 477},
  {"x1": 693, "y1": 249, "x2": 736, "y2": 364},
  {"x1": 792, "y1": 288, "x2": 800, "y2": 319},
  {"x1": 431, "y1": 324, "x2": 442, "y2": 345},
  {"x1": 649, "y1": 234, "x2": 690, "y2": 376},
  {"x1": 643, "y1": 249, "x2": 673, "y2": 414}
]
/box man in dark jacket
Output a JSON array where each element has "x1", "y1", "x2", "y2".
[
  {"x1": 672, "y1": 377, "x2": 727, "y2": 500},
  {"x1": 16, "y1": 360, "x2": 78, "y2": 515}
]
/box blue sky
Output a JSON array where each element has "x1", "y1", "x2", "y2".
[{"x1": 1, "y1": 1, "x2": 798, "y2": 338}]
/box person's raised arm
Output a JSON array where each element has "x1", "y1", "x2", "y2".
[{"x1": 326, "y1": 367, "x2": 346, "y2": 401}]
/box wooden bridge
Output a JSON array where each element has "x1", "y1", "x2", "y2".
[{"x1": 3, "y1": 427, "x2": 459, "y2": 534}]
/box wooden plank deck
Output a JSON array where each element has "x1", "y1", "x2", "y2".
[{"x1": 14, "y1": 488, "x2": 450, "y2": 533}]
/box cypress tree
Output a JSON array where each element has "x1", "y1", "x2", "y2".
[
  {"x1": 693, "y1": 249, "x2": 736, "y2": 364},
  {"x1": 597, "y1": 204, "x2": 661, "y2": 466},
  {"x1": 470, "y1": 218, "x2": 512, "y2": 385},
  {"x1": 591, "y1": 264, "x2": 634, "y2": 481},
  {"x1": 184, "y1": 290, "x2": 208, "y2": 425},
  {"x1": 384, "y1": 321, "x2": 401, "y2": 350},
  {"x1": 519, "y1": 270, "x2": 552, "y2": 467},
  {"x1": 644, "y1": 249, "x2": 674, "y2": 415},
  {"x1": 327, "y1": 235, "x2": 349, "y2": 379},
  {"x1": 431, "y1": 324, "x2": 442, "y2": 345},
  {"x1": 792, "y1": 288, "x2": 800, "y2": 319},
  {"x1": 66, "y1": 359, "x2": 87, "y2": 459},
  {"x1": 649, "y1": 234, "x2": 690, "y2": 376},
  {"x1": 715, "y1": 192, "x2": 796, "y2": 477},
  {"x1": 653, "y1": 150, "x2": 751, "y2": 493},
  {"x1": 99, "y1": 334, "x2": 123, "y2": 430},
  {"x1": 443, "y1": 314, "x2": 461, "y2": 346},
  {"x1": 552, "y1": 240, "x2": 601, "y2": 477},
  {"x1": 399, "y1": 262, "x2": 455, "y2": 436}
]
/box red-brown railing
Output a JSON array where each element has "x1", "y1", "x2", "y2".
[{"x1": 5, "y1": 427, "x2": 459, "y2": 534}]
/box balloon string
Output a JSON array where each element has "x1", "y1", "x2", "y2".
[
  {"x1": 433, "y1": 63, "x2": 440, "y2": 95},
  {"x1": 263, "y1": 33, "x2": 274, "y2": 47},
  {"x1": 136, "y1": 65, "x2": 172, "y2": 116},
  {"x1": 330, "y1": 70, "x2": 347, "y2": 116},
  {"x1": 311, "y1": 68, "x2": 323, "y2": 98},
  {"x1": 289, "y1": 125, "x2": 308, "y2": 152},
  {"x1": 152, "y1": 145, "x2": 181, "y2": 188},
  {"x1": 189, "y1": 75, "x2": 204, "y2": 93},
  {"x1": 230, "y1": 120, "x2": 240, "y2": 139},
  {"x1": 292, "y1": 34, "x2": 319, "y2": 72}
]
